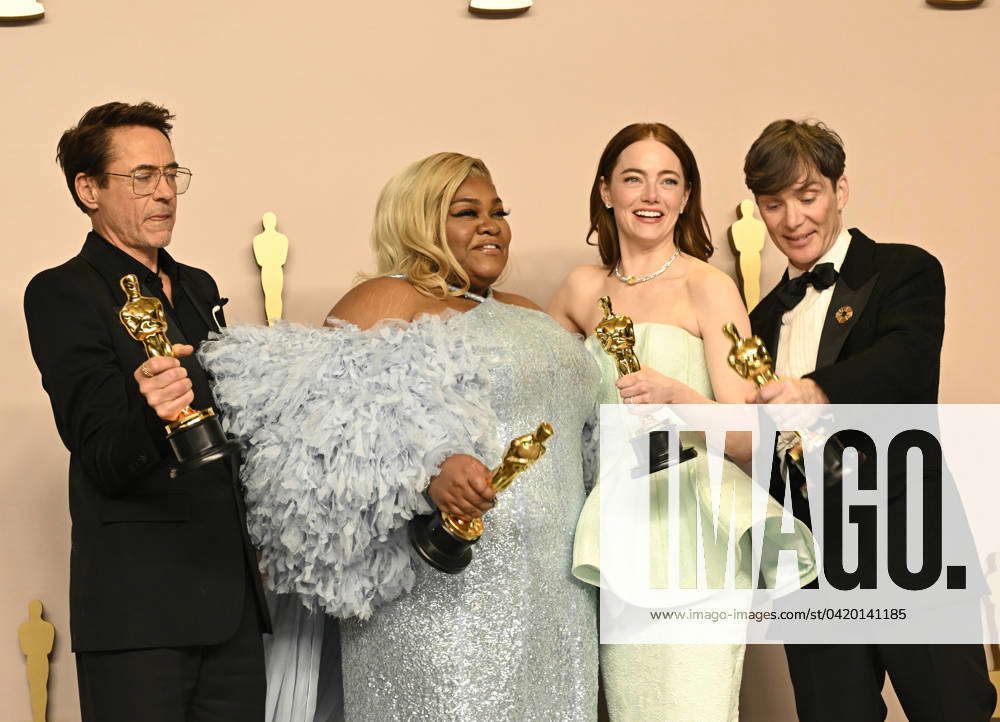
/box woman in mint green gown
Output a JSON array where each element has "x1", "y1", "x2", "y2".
[{"x1": 549, "y1": 123, "x2": 816, "y2": 721}]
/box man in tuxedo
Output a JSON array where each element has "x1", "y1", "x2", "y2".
[
  {"x1": 744, "y1": 119, "x2": 995, "y2": 721},
  {"x1": 24, "y1": 101, "x2": 269, "y2": 721}
]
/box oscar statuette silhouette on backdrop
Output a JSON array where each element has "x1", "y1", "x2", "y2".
[
  {"x1": 729, "y1": 199, "x2": 767, "y2": 311},
  {"x1": 252, "y1": 211, "x2": 288, "y2": 327},
  {"x1": 18, "y1": 600, "x2": 54, "y2": 722}
]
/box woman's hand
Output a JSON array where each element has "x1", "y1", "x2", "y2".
[
  {"x1": 616, "y1": 368, "x2": 703, "y2": 405},
  {"x1": 427, "y1": 454, "x2": 496, "y2": 518}
]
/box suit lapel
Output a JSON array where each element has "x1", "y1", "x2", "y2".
[
  {"x1": 815, "y1": 229, "x2": 878, "y2": 370},
  {"x1": 754, "y1": 271, "x2": 787, "y2": 355},
  {"x1": 179, "y1": 277, "x2": 224, "y2": 332},
  {"x1": 135, "y1": 277, "x2": 192, "y2": 348},
  {"x1": 79, "y1": 234, "x2": 191, "y2": 348}
]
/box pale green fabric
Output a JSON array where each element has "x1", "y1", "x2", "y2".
[
  {"x1": 573, "y1": 324, "x2": 713, "y2": 588},
  {"x1": 573, "y1": 323, "x2": 817, "y2": 591},
  {"x1": 571, "y1": 324, "x2": 817, "y2": 722}
]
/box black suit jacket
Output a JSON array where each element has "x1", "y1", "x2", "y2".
[
  {"x1": 24, "y1": 232, "x2": 270, "y2": 652},
  {"x1": 751, "y1": 228, "x2": 945, "y2": 521},
  {"x1": 750, "y1": 228, "x2": 944, "y2": 405}
]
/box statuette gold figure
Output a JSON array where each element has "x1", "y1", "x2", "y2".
[
  {"x1": 119, "y1": 274, "x2": 211, "y2": 433},
  {"x1": 723, "y1": 322, "x2": 778, "y2": 389},
  {"x1": 724, "y1": 322, "x2": 807, "y2": 466},
  {"x1": 119, "y1": 274, "x2": 173, "y2": 358},
  {"x1": 409, "y1": 422, "x2": 554, "y2": 573},
  {"x1": 596, "y1": 297, "x2": 696, "y2": 471},
  {"x1": 442, "y1": 422, "x2": 554, "y2": 541},
  {"x1": 595, "y1": 296, "x2": 640, "y2": 377},
  {"x1": 118, "y1": 274, "x2": 237, "y2": 468}
]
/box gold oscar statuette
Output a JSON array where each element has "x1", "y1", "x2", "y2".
[
  {"x1": 723, "y1": 321, "x2": 860, "y2": 489},
  {"x1": 119, "y1": 273, "x2": 238, "y2": 469},
  {"x1": 723, "y1": 321, "x2": 805, "y2": 465},
  {"x1": 595, "y1": 295, "x2": 640, "y2": 377},
  {"x1": 723, "y1": 322, "x2": 779, "y2": 389},
  {"x1": 409, "y1": 422, "x2": 554, "y2": 574},
  {"x1": 596, "y1": 296, "x2": 695, "y2": 471}
]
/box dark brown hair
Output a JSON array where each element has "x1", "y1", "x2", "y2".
[
  {"x1": 56, "y1": 101, "x2": 175, "y2": 214},
  {"x1": 587, "y1": 123, "x2": 712, "y2": 268},
  {"x1": 744, "y1": 119, "x2": 846, "y2": 197}
]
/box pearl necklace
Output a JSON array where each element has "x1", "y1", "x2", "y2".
[{"x1": 614, "y1": 248, "x2": 680, "y2": 285}]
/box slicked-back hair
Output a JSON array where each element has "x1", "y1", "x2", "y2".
[
  {"x1": 368, "y1": 152, "x2": 494, "y2": 300},
  {"x1": 744, "y1": 119, "x2": 846, "y2": 197},
  {"x1": 56, "y1": 101, "x2": 175, "y2": 214},
  {"x1": 587, "y1": 123, "x2": 713, "y2": 269}
]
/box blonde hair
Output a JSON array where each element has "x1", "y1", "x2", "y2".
[{"x1": 369, "y1": 152, "x2": 493, "y2": 299}]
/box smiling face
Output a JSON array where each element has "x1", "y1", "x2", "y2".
[
  {"x1": 756, "y1": 170, "x2": 849, "y2": 270},
  {"x1": 600, "y1": 138, "x2": 690, "y2": 251},
  {"x1": 78, "y1": 125, "x2": 178, "y2": 264},
  {"x1": 445, "y1": 173, "x2": 511, "y2": 294}
]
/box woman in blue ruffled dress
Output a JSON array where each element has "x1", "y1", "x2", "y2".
[
  {"x1": 548, "y1": 124, "x2": 817, "y2": 721},
  {"x1": 200, "y1": 153, "x2": 599, "y2": 721}
]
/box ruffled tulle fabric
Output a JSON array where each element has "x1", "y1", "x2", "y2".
[{"x1": 199, "y1": 314, "x2": 501, "y2": 620}]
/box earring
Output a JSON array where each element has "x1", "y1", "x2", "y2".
[{"x1": 605, "y1": 203, "x2": 612, "y2": 209}]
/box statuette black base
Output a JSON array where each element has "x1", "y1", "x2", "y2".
[
  {"x1": 408, "y1": 511, "x2": 477, "y2": 574},
  {"x1": 167, "y1": 415, "x2": 242, "y2": 472},
  {"x1": 632, "y1": 430, "x2": 697, "y2": 477}
]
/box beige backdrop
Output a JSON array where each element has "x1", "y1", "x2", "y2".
[{"x1": 2, "y1": 0, "x2": 998, "y2": 719}]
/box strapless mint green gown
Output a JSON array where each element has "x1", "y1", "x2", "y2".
[{"x1": 573, "y1": 324, "x2": 817, "y2": 722}]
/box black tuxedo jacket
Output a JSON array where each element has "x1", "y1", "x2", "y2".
[
  {"x1": 24, "y1": 232, "x2": 270, "y2": 652},
  {"x1": 750, "y1": 228, "x2": 944, "y2": 405},
  {"x1": 751, "y1": 228, "x2": 945, "y2": 524}
]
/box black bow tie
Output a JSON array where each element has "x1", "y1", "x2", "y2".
[{"x1": 776, "y1": 262, "x2": 839, "y2": 310}]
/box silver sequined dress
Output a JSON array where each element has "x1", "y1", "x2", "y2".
[
  {"x1": 339, "y1": 297, "x2": 598, "y2": 721},
  {"x1": 200, "y1": 296, "x2": 599, "y2": 722}
]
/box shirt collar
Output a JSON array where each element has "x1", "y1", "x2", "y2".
[
  {"x1": 787, "y1": 227, "x2": 852, "y2": 279},
  {"x1": 80, "y1": 231, "x2": 180, "y2": 289}
]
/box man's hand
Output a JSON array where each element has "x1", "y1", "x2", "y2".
[
  {"x1": 427, "y1": 454, "x2": 496, "y2": 518},
  {"x1": 747, "y1": 378, "x2": 829, "y2": 405},
  {"x1": 134, "y1": 344, "x2": 195, "y2": 422}
]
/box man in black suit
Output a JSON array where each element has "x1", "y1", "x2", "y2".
[
  {"x1": 24, "y1": 102, "x2": 269, "y2": 721},
  {"x1": 744, "y1": 119, "x2": 994, "y2": 721}
]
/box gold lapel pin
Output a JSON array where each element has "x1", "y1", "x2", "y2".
[{"x1": 835, "y1": 305, "x2": 853, "y2": 324}]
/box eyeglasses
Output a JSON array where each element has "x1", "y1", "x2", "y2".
[{"x1": 104, "y1": 166, "x2": 193, "y2": 196}]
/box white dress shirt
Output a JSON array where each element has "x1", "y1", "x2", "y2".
[{"x1": 775, "y1": 229, "x2": 852, "y2": 378}]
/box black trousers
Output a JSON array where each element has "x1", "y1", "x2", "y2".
[
  {"x1": 76, "y1": 578, "x2": 265, "y2": 722},
  {"x1": 785, "y1": 642, "x2": 996, "y2": 722}
]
